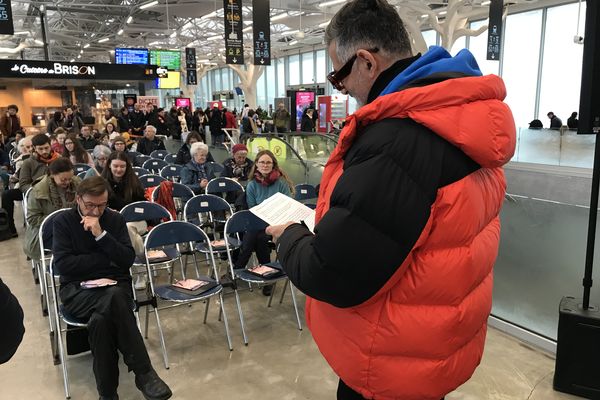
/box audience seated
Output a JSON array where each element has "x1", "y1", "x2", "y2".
[
  {"x1": 63, "y1": 133, "x2": 94, "y2": 167},
  {"x1": 111, "y1": 135, "x2": 128, "y2": 153},
  {"x1": 51, "y1": 128, "x2": 68, "y2": 154},
  {"x1": 79, "y1": 126, "x2": 98, "y2": 151},
  {"x1": 175, "y1": 131, "x2": 214, "y2": 165},
  {"x1": 101, "y1": 151, "x2": 145, "y2": 211},
  {"x1": 1, "y1": 134, "x2": 59, "y2": 239},
  {"x1": 180, "y1": 142, "x2": 216, "y2": 195},
  {"x1": 52, "y1": 176, "x2": 172, "y2": 400},
  {"x1": 136, "y1": 125, "x2": 165, "y2": 156},
  {"x1": 221, "y1": 143, "x2": 253, "y2": 183},
  {"x1": 23, "y1": 157, "x2": 79, "y2": 260},
  {"x1": 85, "y1": 145, "x2": 112, "y2": 179}
]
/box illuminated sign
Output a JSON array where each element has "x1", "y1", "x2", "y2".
[{"x1": 0, "y1": 60, "x2": 159, "y2": 80}]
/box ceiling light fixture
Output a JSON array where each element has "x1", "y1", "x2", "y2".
[
  {"x1": 318, "y1": 20, "x2": 330, "y2": 28},
  {"x1": 207, "y1": 35, "x2": 222, "y2": 41},
  {"x1": 318, "y1": 0, "x2": 346, "y2": 8},
  {"x1": 77, "y1": 55, "x2": 81, "y2": 59},
  {"x1": 438, "y1": 10, "x2": 447, "y2": 15},
  {"x1": 70, "y1": 59, "x2": 75, "y2": 62},
  {"x1": 127, "y1": 16, "x2": 133, "y2": 24},
  {"x1": 242, "y1": 26, "x2": 252, "y2": 33},
  {"x1": 271, "y1": 13, "x2": 288, "y2": 21},
  {"x1": 83, "y1": 43, "x2": 90, "y2": 48},
  {"x1": 170, "y1": 31, "x2": 177, "y2": 38},
  {"x1": 34, "y1": 39, "x2": 44, "y2": 45},
  {"x1": 80, "y1": 49, "x2": 84, "y2": 54},
  {"x1": 289, "y1": 39, "x2": 298, "y2": 46},
  {"x1": 98, "y1": 38, "x2": 109, "y2": 43},
  {"x1": 140, "y1": 0, "x2": 158, "y2": 10},
  {"x1": 482, "y1": 0, "x2": 491, "y2": 5},
  {"x1": 117, "y1": 29, "x2": 124, "y2": 35},
  {"x1": 14, "y1": 31, "x2": 29, "y2": 35},
  {"x1": 201, "y1": 11, "x2": 218, "y2": 20}
]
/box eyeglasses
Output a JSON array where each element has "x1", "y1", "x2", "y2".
[
  {"x1": 81, "y1": 201, "x2": 107, "y2": 211},
  {"x1": 327, "y1": 48, "x2": 379, "y2": 92},
  {"x1": 257, "y1": 161, "x2": 273, "y2": 165}
]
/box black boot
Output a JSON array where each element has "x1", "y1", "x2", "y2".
[{"x1": 135, "y1": 369, "x2": 172, "y2": 400}]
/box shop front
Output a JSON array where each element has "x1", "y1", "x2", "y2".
[{"x1": 0, "y1": 59, "x2": 159, "y2": 133}]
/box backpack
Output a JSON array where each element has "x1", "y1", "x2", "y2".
[{"x1": 0, "y1": 208, "x2": 13, "y2": 241}]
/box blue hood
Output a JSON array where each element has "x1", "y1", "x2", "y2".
[{"x1": 379, "y1": 46, "x2": 482, "y2": 97}]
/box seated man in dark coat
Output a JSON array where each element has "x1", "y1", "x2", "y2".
[
  {"x1": 52, "y1": 176, "x2": 172, "y2": 400},
  {"x1": 136, "y1": 125, "x2": 166, "y2": 156}
]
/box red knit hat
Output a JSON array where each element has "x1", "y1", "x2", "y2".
[{"x1": 231, "y1": 144, "x2": 248, "y2": 154}]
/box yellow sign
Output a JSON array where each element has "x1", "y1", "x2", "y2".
[{"x1": 247, "y1": 137, "x2": 287, "y2": 163}]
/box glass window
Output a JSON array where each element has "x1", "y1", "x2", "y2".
[
  {"x1": 502, "y1": 9, "x2": 543, "y2": 129},
  {"x1": 538, "y1": 2, "x2": 586, "y2": 127},
  {"x1": 221, "y1": 68, "x2": 229, "y2": 90},
  {"x1": 301, "y1": 52, "x2": 314, "y2": 84},
  {"x1": 421, "y1": 29, "x2": 437, "y2": 49},
  {"x1": 289, "y1": 54, "x2": 300, "y2": 86},
  {"x1": 316, "y1": 50, "x2": 327, "y2": 83},
  {"x1": 450, "y1": 36, "x2": 467, "y2": 56},
  {"x1": 213, "y1": 69, "x2": 222, "y2": 92},
  {"x1": 256, "y1": 70, "x2": 267, "y2": 109},
  {"x1": 266, "y1": 64, "x2": 276, "y2": 108},
  {"x1": 468, "y1": 19, "x2": 500, "y2": 76},
  {"x1": 277, "y1": 57, "x2": 286, "y2": 97}
]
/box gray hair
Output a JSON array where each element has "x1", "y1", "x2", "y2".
[
  {"x1": 145, "y1": 125, "x2": 157, "y2": 134},
  {"x1": 325, "y1": 0, "x2": 411, "y2": 63},
  {"x1": 18, "y1": 136, "x2": 30, "y2": 152},
  {"x1": 190, "y1": 142, "x2": 209, "y2": 157},
  {"x1": 93, "y1": 145, "x2": 111, "y2": 160}
]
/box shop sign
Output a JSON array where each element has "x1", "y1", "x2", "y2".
[{"x1": 0, "y1": 59, "x2": 159, "y2": 80}]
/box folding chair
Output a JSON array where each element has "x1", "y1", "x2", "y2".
[
  {"x1": 159, "y1": 164, "x2": 183, "y2": 182},
  {"x1": 72, "y1": 163, "x2": 90, "y2": 175},
  {"x1": 205, "y1": 177, "x2": 244, "y2": 206},
  {"x1": 150, "y1": 150, "x2": 169, "y2": 160},
  {"x1": 126, "y1": 150, "x2": 141, "y2": 163},
  {"x1": 142, "y1": 158, "x2": 169, "y2": 174},
  {"x1": 224, "y1": 210, "x2": 302, "y2": 345},
  {"x1": 164, "y1": 153, "x2": 177, "y2": 164},
  {"x1": 207, "y1": 161, "x2": 225, "y2": 177},
  {"x1": 76, "y1": 171, "x2": 87, "y2": 180},
  {"x1": 151, "y1": 182, "x2": 194, "y2": 220},
  {"x1": 134, "y1": 154, "x2": 151, "y2": 167},
  {"x1": 143, "y1": 221, "x2": 233, "y2": 368},
  {"x1": 138, "y1": 174, "x2": 167, "y2": 189},
  {"x1": 22, "y1": 187, "x2": 38, "y2": 283},
  {"x1": 133, "y1": 166, "x2": 150, "y2": 177},
  {"x1": 294, "y1": 183, "x2": 318, "y2": 209}
]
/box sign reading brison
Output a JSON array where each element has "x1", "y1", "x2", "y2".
[
  {"x1": 11, "y1": 63, "x2": 96, "y2": 76},
  {"x1": 0, "y1": 59, "x2": 159, "y2": 80}
]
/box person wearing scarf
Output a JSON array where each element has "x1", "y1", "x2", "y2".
[
  {"x1": 232, "y1": 150, "x2": 294, "y2": 295},
  {"x1": 180, "y1": 142, "x2": 216, "y2": 195},
  {"x1": 24, "y1": 157, "x2": 80, "y2": 259},
  {"x1": 1, "y1": 133, "x2": 59, "y2": 238},
  {"x1": 222, "y1": 143, "x2": 253, "y2": 182}
]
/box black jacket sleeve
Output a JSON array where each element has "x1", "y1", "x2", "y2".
[
  {"x1": 277, "y1": 118, "x2": 479, "y2": 308},
  {"x1": 95, "y1": 214, "x2": 136, "y2": 273},
  {"x1": 0, "y1": 278, "x2": 25, "y2": 364}
]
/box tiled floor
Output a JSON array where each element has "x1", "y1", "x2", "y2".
[{"x1": 0, "y1": 208, "x2": 582, "y2": 400}]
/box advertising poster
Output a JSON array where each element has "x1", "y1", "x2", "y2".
[
  {"x1": 123, "y1": 94, "x2": 137, "y2": 112},
  {"x1": 224, "y1": 0, "x2": 244, "y2": 64},
  {"x1": 176, "y1": 98, "x2": 191, "y2": 108},
  {"x1": 138, "y1": 95, "x2": 160, "y2": 113},
  {"x1": 295, "y1": 92, "x2": 315, "y2": 131}
]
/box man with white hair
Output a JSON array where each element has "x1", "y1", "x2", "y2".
[
  {"x1": 180, "y1": 142, "x2": 216, "y2": 194},
  {"x1": 136, "y1": 125, "x2": 165, "y2": 156}
]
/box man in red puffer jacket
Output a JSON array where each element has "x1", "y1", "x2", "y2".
[{"x1": 266, "y1": 0, "x2": 516, "y2": 399}]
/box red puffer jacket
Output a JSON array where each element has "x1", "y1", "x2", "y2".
[{"x1": 305, "y1": 74, "x2": 515, "y2": 399}]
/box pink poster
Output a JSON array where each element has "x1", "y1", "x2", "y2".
[
  {"x1": 176, "y1": 98, "x2": 191, "y2": 108},
  {"x1": 296, "y1": 91, "x2": 315, "y2": 131},
  {"x1": 138, "y1": 96, "x2": 160, "y2": 113}
]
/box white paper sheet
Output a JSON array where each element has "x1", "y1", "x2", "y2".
[{"x1": 249, "y1": 192, "x2": 315, "y2": 233}]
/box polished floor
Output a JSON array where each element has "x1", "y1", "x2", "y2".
[{"x1": 0, "y1": 208, "x2": 581, "y2": 400}]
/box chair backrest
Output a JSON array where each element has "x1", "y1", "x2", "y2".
[
  {"x1": 151, "y1": 182, "x2": 194, "y2": 202},
  {"x1": 134, "y1": 154, "x2": 151, "y2": 167},
  {"x1": 133, "y1": 167, "x2": 150, "y2": 177},
  {"x1": 143, "y1": 158, "x2": 169, "y2": 173},
  {"x1": 126, "y1": 151, "x2": 141, "y2": 162},
  {"x1": 22, "y1": 187, "x2": 34, "y2": 223},
  {"x1": 164, "y1": 153, "x2": 178, "y2": 164},
  {"x1": 144, "y1": 220, "x2": 209, "y2": 249},
  {"x1": 150, "y1": 150, "x2": 169, "y2": 160},
  {"x1": 159, "y1": 164, "x2": 183, "y2": 180},
  {"x1": 207, "y1": 161, "x2": 225, "y2": 175},
  {"x1": 120, "y1": 201, "x2": 172, "y2": 222},
  {"x1": 184, "y1": 194, "x2": 233, "y2": 223},
  {"x1": 73, "y1": 163, "x2": 91, "y2": 174},
  {"x1": 138, "y1": 174, "x2": 167, "y2": 189},
  {"x1": 39, "y1": 208, "x2": 70, "y2": 255},
  {"x1": 224, "y1": 210, "x2": 268, "y2": 235},
  {"x1": 205, "y1": 177, "x2": 244, "y2": 196},
  {"x1": 294, "y1": 184, "x2": 317, "y2": 201}
]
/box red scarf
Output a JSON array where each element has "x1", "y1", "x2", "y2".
[
  {"x1": 37, "y1": 151, "x2": 60, "y2": 165},
  {"x1": 253, "y1": 169, "x2": 281, "y2": 186}
]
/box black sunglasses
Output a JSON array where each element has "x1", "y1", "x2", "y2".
[{"x1": 327, "y1": 48, "x2": 379, "y2": 91}]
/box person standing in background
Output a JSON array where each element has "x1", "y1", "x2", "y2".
[
  {"x1": 273, "y1": 102, "x2": 291, "y2": 133},
  {"x1": 0, "y1": 105, "x2": 21, "y2": 145}
]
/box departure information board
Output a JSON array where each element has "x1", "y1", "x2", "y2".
[
  {"x1": 115, "y1": 48, "x2": 149, "y2": 65},
  {"x1": 150, "y1": 50, "x2": 181, "y2": 70}
]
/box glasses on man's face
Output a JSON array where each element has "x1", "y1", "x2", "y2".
[
  {"x1": 81, "y1": 201, "x2": 107, "y2": 211},
  {"x1": 327, "y1": 48, "x2": 379, "y2": 92}
]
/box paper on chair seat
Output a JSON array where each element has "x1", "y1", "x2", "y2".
[{"x1": 250, "y1": 192, "x2": 315, "y2": 233}]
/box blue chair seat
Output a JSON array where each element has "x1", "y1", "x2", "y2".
[
  {"x1": 134, "y1": 247, "x2": 179, "y2": 265},
  {"x1": 195, "y1": 237, "x2": 242, "y2": 253},
  {"x1": 234, "y1": 262, "x2": 287, "y2": 284},
  {"x1": 58, "y1": 304, "x2": 88, "y2": 327},
  {"x1": 154, "y1": 279, "x2": 222, "y2": 302}
]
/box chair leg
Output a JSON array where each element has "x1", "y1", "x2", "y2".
[
  {"x1": 279, "y1": 279, "x2": 289, "y2": 304},
  {"x1": 233, "y1": 289, "x2": 248, "y2": 345},
  {"x1": 218, "y1": 293, "x2": 233, "y2": 351},
  {"x1": 267, "y1": 282, "x2": 277, "y2": 308},
  {"x1": 289, "y1": 281, "x2": 303, "y2": 331},
  {"x1": 144, "y1": 303, "x2": 150, "y2": 339},
  {"x1": 51, "y1": 283, "x2": 71, "y2": 399},
  {"x1": 203, "y1": 297, "x2": 210, "y2": 324},
  {"x1": 153, "y1": 306, "x2": 170, "y2": 369}
]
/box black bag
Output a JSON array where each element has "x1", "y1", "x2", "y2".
[{"x1": 0, "y1": 208, "x2": 13, "y2": 241}]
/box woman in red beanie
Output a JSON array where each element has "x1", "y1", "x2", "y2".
[{"x1": 222, "y1": 143, "x2": 254, "y2": 183}]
